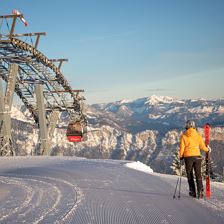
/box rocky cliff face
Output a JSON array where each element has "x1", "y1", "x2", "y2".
[{"x1": 10, "y1": 95, "x2": 224, "y2": 176}]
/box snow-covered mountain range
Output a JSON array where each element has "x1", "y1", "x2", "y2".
[
  {"x1": 10, "y1": 95, "x2": 224, "y2": 176},
  {"x1": 92, "y1": 95, "x2": 224, "y2": 132}
]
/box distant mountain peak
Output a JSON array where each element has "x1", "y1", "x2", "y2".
[
  {"x1": 119, "y1": 99, "x2": 134, "y2": 104},
  {"x1": 145, "y1": 95, "x2": 174, "y2": 105}
]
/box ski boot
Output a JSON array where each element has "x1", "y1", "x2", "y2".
[
  {"x1": 197, "y1": 190, "x2": 204, "y2": 199},
  {"x1": 189, "y1": 191, "x2": 196, "y2": 198}
]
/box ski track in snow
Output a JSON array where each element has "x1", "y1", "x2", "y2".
[
  {"x1": 0, "y1": 174, "x2": 83, "y2": 224},
  {"x1": 153, "y1": 172, "x2": 224, "y2": 216},
  {"x1": 0, "y1": 157, "x2": 224, "y2": 224}
]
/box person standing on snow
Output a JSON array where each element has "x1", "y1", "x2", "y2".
[{"x1": 179, "y1": 120, "x2": 211, "y2": 199}]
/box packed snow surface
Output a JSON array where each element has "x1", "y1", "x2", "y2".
[
  {"x1": 0, "y1": 156, "x2": 223, "y2": 224},
  {"x1": 124, "y1": 161, "x2": 154, "y2": 174}
]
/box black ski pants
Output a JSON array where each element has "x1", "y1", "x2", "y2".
[{"x1": 184, "y1": 156, "x2": 203, "y2": 194}]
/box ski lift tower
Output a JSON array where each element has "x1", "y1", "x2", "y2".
[
  {"x1": 0, "y1": 63, "x2": 18, "y2": 155},
  {"x1": 0, "y1": 12, "x2": 26, "y2": 156},
  {"x1": 0, "y1": 12, "x2": 86, "y2": 156}
]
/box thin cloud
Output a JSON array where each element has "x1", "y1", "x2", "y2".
[
  {"x1": 87, "y1": 89, "x2": 110, "y2": 93},
  {"x1": 73, "y1": 31, "x2": 135, "y2": 43},
  {"x1": 147, "y1": 88, "x2": 174, "y2": 92}
]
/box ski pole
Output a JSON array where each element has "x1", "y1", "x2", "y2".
[
  {"x1": 173, "y1": 163, "x2": 181, "y2": 199},
  {"x1": 173, "y1": 176, "x2": 179, "y2": 199},
  {"x1": 178, "y1": 164, "x2": 182, "y2": 199}
]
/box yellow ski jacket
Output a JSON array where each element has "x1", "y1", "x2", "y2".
[{"x1": 179, "y1": 128, "x2": 209, "y2": 158}]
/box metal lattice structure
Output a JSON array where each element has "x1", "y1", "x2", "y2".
[{"x1": 0, "y1": 13, "x2": 86, "y2": 156}]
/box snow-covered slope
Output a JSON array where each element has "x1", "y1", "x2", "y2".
[
  {"x1": 124, "y1": 161, "x2": 153, "y2": 174},
  {"x1": 0, "y1": 157, "x2": 223, "y2": 223},
  {"x1": 10, "y1": 95, "x2": 224, "y2": 177}
]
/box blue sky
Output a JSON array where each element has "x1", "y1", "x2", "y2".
[{"x1": 1, "y1": 0, "x2": 224, "y2": 104}]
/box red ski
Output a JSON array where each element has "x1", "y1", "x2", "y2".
[{"x1": 204, "y1": 123, "x2": 211, "y2": 199}]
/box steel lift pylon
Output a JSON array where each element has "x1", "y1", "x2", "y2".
[
  {"x1": 0, "y1": 12, "x2": 86, "y2": 156},
  {"x1": 0, "y1": 64, "x2": 18, "y2": 156}
]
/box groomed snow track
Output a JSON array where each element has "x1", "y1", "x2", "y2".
[{"x1": 0, "y1": 157, "x2": 223, "y2": 224}]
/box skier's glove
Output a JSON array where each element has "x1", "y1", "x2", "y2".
[
  {"x1": 207, "y1": 145, "x2": 212, "y2": 153},
  {"x1": 180, "y1": 157, "x2": 184, "y2": 166}
]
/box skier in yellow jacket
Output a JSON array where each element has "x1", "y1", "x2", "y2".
[{"x1": 179, "y1": 120, "x2": 210, "y2": 198}]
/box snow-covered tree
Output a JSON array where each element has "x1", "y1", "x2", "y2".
[
  {"x1": 202, "y1": 156, "x2": 216, "y2": 180},
  {"x1": 171, "y1": 152, "x2": 216, "y2": 180},
  {"x1": 170, "y1": 150, "x2": 186, "y2": 176},
  {"x1": 201, "y1": 157, "x2": 207, "y2": 179}
]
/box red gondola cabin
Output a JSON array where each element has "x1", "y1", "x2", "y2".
[{"x1": 66, "y1": 121, "x2": 83, "y2": 142}]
